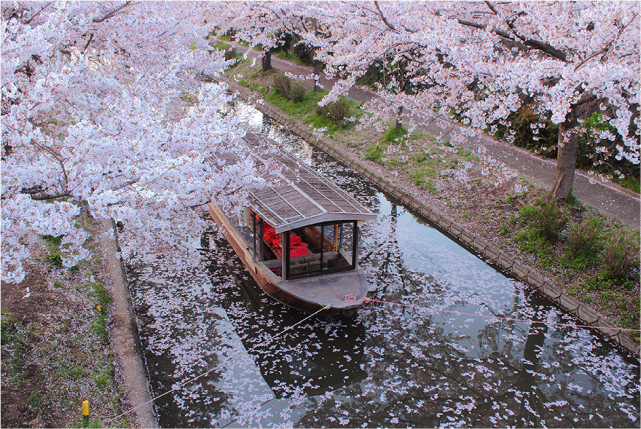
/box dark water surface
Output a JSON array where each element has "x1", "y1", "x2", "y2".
[{"x1": 126, "y1": 106, "x2": 640, "y2": 427}]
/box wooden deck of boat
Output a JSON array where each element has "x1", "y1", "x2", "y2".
[{"x1": 274, "y1": 270, "x2": 369, "y2": 310}]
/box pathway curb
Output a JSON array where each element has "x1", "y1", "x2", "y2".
[{"x1": 224, "y1": 78, "x2": 640, "y2": 358}]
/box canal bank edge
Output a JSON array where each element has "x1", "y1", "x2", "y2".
[
  {"x1": 99, "y1": 219, "x2": 159, "y2": 428},
  {"x1": 222, "y1": 77, "x2": 640, "y2": 358}
]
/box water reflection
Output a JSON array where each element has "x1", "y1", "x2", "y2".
[
  {"x1": 201, "y1": 231, "x2": 368, "y2": 399},
  {"x1": 124, "y1": 102, "x2": 640, "y2": 428}
]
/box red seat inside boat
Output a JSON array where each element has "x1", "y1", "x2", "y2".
[{"x1": 263, "y1": 223, "x2": 311, "y2": 258}]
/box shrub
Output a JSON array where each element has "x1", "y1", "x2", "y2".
[
  {"x1": 273, "y1": 73, "x2": 291, "y2": 99},
  {"x1": 290, "y1": 81, "x2": 306, "y2": 103},
  {"x1": 519, "y1": 204, "x2": 537, "y2": 220},
  {"x1": 520, "y1": 199, "x2": 567, "y2": 242},
  {"x1": 602, "y1": 231, "x2": 640, "y2": 280},
  {"x1": 565, "y1": 216, "x2": 604, "y2": 268},
  {"x1": 273, "y1": 74, "x2": 305, "y2": 103},
  {"x1": 223, "y1": 47, "x2": 237, "y2": 62},
  {"x1": 317, "y1": 98, "x2": 350, "y2": 123}
]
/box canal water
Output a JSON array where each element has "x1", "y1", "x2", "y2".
[{"x1": 125, "y1": 104, "x2": 640, "y2": 427}]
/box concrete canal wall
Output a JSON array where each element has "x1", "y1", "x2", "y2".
[
  {"x1": 100, "y1": 220, "x2": 158, "y2": 428},
  {"x1": 223, "y1": 78, "x2": 640, "y2": 358}
]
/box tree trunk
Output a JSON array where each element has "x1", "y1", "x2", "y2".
[
  {"x1": 551, "y1": 119, "x2": 578, "y2": 204},
  {"x1": 261, "y1": 50, "x2": 272, "y2": 72},
  {"x1": 549, "y1": 92, "x2": 600, "y2": 205},
  {"x1": 313, "y1": 59, "x2": 321, "y2": 92},
  {"x1": 395, "y1": 105, "x2": 404, "y2": 130}
]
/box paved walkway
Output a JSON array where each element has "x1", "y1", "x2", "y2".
[{"x1": 231, "y1": 46, "x2": 640, "y2": 228}]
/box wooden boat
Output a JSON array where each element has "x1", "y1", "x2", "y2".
[{"x1": 207, "y1": 134, "x2": 377, "y2": 314}]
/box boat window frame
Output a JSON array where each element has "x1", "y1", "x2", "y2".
[{"x1": 284, "y1": 220, "x2": 359, "y2": 281}]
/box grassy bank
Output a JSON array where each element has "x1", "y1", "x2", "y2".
[
  {"x1": 227, "y1": 59, "x2": 640, "y2": 337},
  {"x1": 1, "y1": 214, "x2": 131, "y2": 427}
]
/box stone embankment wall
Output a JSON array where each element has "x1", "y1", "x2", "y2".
[{"x1": 223, "y1": 78, "x2": 640, "y2": 357}]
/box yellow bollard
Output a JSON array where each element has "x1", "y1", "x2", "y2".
[
  {"x1": 96, "y1": 305, "x2": 101, "y2": 312},
  {"x1": 82, "y1": 400, "x2": 89, "y2": 424}
]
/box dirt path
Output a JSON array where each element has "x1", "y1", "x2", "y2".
[{"x1": 0, "y1": 220, "x2": 157, "y2": 428}]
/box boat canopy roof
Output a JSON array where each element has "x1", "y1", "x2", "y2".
[{"x1": 234, "y1": 134, "x2": 377, "y2": 233}]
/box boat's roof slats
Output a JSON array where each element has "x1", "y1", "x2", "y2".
[{"x1": 220, "y1": 134, "x2": 377, "y2": 232}]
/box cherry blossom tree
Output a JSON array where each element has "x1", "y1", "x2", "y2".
[
  {"x1": 305, "y1": 1, "x2": 639, "y2": 203},
  {"x1": 214, "y1": 1, "x2": 329, "y2": 86},
  {"x1": 1, "y1": 2, "x2": 267, "y2": 283},
  {"x1": 213, "y1": 2, "x2": 296, "y2": 73}
]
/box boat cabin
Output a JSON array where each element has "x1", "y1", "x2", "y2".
[{"x1": 233, "y1": 135, "x2": 376, "y2": 281}]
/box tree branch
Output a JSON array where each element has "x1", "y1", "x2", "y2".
[
  {"x1": 456, "y1": 17, "x2": 567, "y2": 62},
  {"x1": 484, "y1": 1, "x2": 500, "y2": 15},
  {"x1": 93, "y1": 1, "x2": 135, "y2": 24},
  {"x1": 24, "y1": 2, "x2": 52, "y2": 25},
  {"x1": 30, "y1": 140, "x2": 70, "y2": 197},
  {"x1": 21, "y1": 185, "x2": 71, "y2": 201},
  {"x1": 83, "y1": 33, "x2": 94, "y2": 54},
  {"x1": 25, "y1": 190, "x2": 72, "y2": 201},
  {"x1": 574, "y1": 12, "x2": 638, "y2": 71},
  {"x1": 374, "y1": 1, "x2": 396, "y2": 31}
]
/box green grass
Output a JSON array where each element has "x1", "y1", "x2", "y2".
[
  {"x1": 458, "y1": 147, "x2": 479, "y2": 162},
  {"x1": 365, "y1": 143, "x2": 386, "y2": 163},
  {"x1": 275, "y1": 51, "x2": 309, "y2": 66},
  {"x1": 566, "y1": 190, "x2": 580, "y2": 207},
  {"x1": 381, "y1": 124, "x2": 409, "y2": 144},
  {"x1": 408, "y1": 165, "x2": 438, "y2": 188},
  {"x1": 265, "y1": 87, "x2": 327, "y2": 116},
  {"x1": 616, "y1": 176, "x2": 640, "y2": 193},
  {"x1": 94, "y1": 369, "x2": 111, "y2": 390},
  {"x1": 1, "y1": 311, "x2": 24, "y2": 368},
  {"x1": 88, "y1": 280, "x2": 114, "y2": 345},
  {"x1": 265, "y1": 85, "x2": 361, "y2": 137},
  {"x1": 562, "y1": 216, "x2": 604, "y2": 269},
  {"x1": 180, "y1": 92, "x2": 198, "y2": 104},
  {"x1": 519, "y1": 199, "x2": 567, "y2": 242},
  {"x1": 27, "y1": 392, "x2": 42, "y2": 408},
  {"x1": 214, "y1": 43, "x2": 231, "y2": 51},
  {"x1": 42, "y1": 234, "x2": 65, "y2": 267}
]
